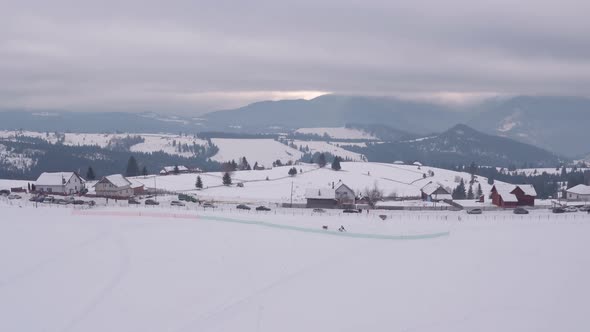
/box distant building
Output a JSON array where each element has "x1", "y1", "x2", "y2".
[
  {"x1": 421, "y1": 182, "x2": 452, "y2": 201},
  {"x1": 566, "y1": 184, "x2": 590, "y2": 201},
  {"x1": 159, "y1": 165, "x2": 189, "y2": 175},
  {"x1": 94, "y1": 174, "x2": 134, "y2": 198},
  {"x1": 35, "y1": 172, "x2": 85, "y2": 195},
  {"x1": 129, "y1": 179, "x2": 145, "y2": 195},
  {"x1": 491, "y1": 184, "x2": 537, "y2": 208},
  {"x1": 305, "y1": 188, "x2": 337, "y2": 209},
  {"x1": 335, "y1": 181, "x2": 356, "y2": 206},
  {"x1": 306, "y1": 181, "x2": 355, "y2": 209},
  {"x1": 393, "y1": 161, "x2": 404, "y2": 165}
]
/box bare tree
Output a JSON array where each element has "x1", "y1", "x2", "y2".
[{"x1": 363, "y1": 182, "x2": 384, "y2": 208}]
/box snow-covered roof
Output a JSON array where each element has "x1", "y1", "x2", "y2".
[
  {"x1": 393, "y1": 161, "x2": 404, "y2": 164},
  {"x1": 335, "y1": 181, "x2": 354, "y2": 193},
  {"x1": 413, "y1": 161, "x2": 423, "y2": 166},
  {"x1": 305, "y1": 188, "x2": 336, "y2": 200},
  {"x1": 129, "y1": 179, "x2": 144, "y2": 189},
  {"x1": 495, "y1": 186, "x2": 518, "y2": 202},
  {"x1": 516, "y1": 184, "x2": 537, "y2": 197},
  {"x1": 421, "y1": 182, "x2": 450, "y2": 196},
  {"x1": 567, "y1": 184, "x2": 590, "y2": 195},
  {"x1": 96, "y1": 174, "x2": 132, "y2": 188},
  {"x1": 161, "y1": 165, "x2": 188, "y2": 173},
  {"x1": 36, "y1": 172, "x2": 76, "y2": 186}
]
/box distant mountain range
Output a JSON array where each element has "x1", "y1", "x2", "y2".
[
  {"x1": 203, "y1": 95, "x2": 590, "y2": 157},
  {"x1": 347, "y1": 124, "x2": 562, "y2": 168},
  {"x1": 1, "y1": 94, "x2": 589, "y2": 157}
]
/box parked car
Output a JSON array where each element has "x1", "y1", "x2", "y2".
[
  {"x1": 467, "y1": 208, "x2": 483, "y2": 215},
  {"x1": 0, "y1": 189, "x2": 10, "y2": 196},
  {"x1": 42, "y1": 196, "x2": 55, "y2": 203},
  {"x1": 55, "y1": 199, "x2": 70, "y2": 205},
  {"x1": 236, "y1": 204, "x2": 251, "y2": 210},
  {"x1": 145, "y1": 199, "x2": 159, "y2": 205},
  {"x1": 313, "y1": 208, "x2": 326, "y2": 213},
  {"x1": 564, "y1": 206, "x2": 578, "y2": 213},
  {"x1": 552, "y1": 207, "x2": 566, "y2": 214},
  {"x1": 579, "y1": 205, "x2": 590, "y2": 212},
  {"x1": 73, "y1": 200, "x2": 85, "y2": 205},
  {"x1": 85, "y1": 200, "x2": 96, "y2": 206},
  {"x1": 178, "y1": 194, "x2": 197, "y2": 203},
  {"x1": 343, "y1": 209, "x2": 360, "y2": 213},
  {"x1": 29, "y1": 195, "x2": 43, "y2": 202},
  {"x1": 513, "y1": 207, "x2": 529, "y2": 215},
  {"x1": 203, "y1": 202, "x2": 217, "y2": 208},
  {"x1": 256, "y1": 206, "x2": 271, "y2": 211},
  {"x1": 7, "y1": 194, "x2": 22, "y2": 200},
  {"x1": 128, "y1": 198, "x2": 141, "y2": 205},
  {"x1": 170, "y1": 200, "x2": 186, "y2": 207}
]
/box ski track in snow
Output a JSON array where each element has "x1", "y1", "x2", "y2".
[
  {"x1": 174, "y1": 242, "x2": 378, "y2": 332},
  {"x1": 60, "y1": 230, "x2": 130, "y2": 332}
]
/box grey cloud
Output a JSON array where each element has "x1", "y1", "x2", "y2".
[{"x1": 1, "y1": 0, "x2": 590, "y2": 113}]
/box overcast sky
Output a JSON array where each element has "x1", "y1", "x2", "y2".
[{"x1": 2, "y1": 0, "x2": 590, "y2": 113}]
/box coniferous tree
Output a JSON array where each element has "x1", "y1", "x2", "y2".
[
  {"x1": 125, "y1": 156, "x2": 140, "y2": 177},
  {"x1": 318, "y1": 153, "x2": 327, "y2": 168},
  {"x1": 467, "y1": 184, "x2": 474, "y2": 199},
  {"x1": 476, "y1": 183, "x2": 483, "y2": 198},
  {"x1": 222, "y1": 172, "x2": 232, "y2": 186},
  {"x1": 452, "y1": 179, "x2": 467, "y2": 199},
  {"x1": 173, "y1": 165, "x2": 180, "y2": 175},
  {"x1": 196, "y1": 175, "x2": 203, "y2": 189},
  {"x1": 86, "y1": 166, "x2": 96, "y2": 180},
  {"x1": 142, "y1": 166, "x2": 148, "y2": 176},
  {"x1": 288, "y1": 167, "x2": 297, "y2": 176},
  {"x1": 331, "y1": 156, "x2": 342, "y2": 171}
]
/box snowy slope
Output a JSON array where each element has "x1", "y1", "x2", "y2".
[
  {"x1": 0, "y1": 204, "x2": 589, "y2": 332},
  {"x1": 0, "y1": 131, "x2": 209, "y2": 157},
  {"x1": 293, "y1": 140, "x2": 365, "y2": 161},
  {"x1": 295, "y1": 127, "x2": 377, "y2": 139},
  {"x1": 211, "y1": 138, "x2": 303, "y2": 165},
  {"x1": 131, "y1": 162, "x2": 498, "y2": 203}
]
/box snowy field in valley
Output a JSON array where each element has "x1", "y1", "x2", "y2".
[
  {"x1": 0, "y1": 202, "x2": 589, "y2": 332},
  {"x1": 295, "y1": 127, "x2": 377, "y2": 140},
  {"x1": 210, "y1": 138, "x2": 304, "y2": 165},
  {"x1": 127, "y1": 162, "x2": 498, "y2": 204},
  {"x1": 293, "y1": 140, "x2": 365, "y2": 161}
]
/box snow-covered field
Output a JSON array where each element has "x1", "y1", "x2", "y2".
[
  {"x1": 211, "y1": 138, "x2": 304, "y2": 165},
  {"x1": 507, "y1": 167, "x2": 590, "y2": 176},
  {"x1": 1, "y1": 202, "x2": 589, "y2": 332},
  {"x1": 127, "y1": 162, "x2": 500, "y2": 204},
  {"x1": 0, "y1": 131, "x2": 208, "y2": 157},
  {"x1": 293, "y1": 140, "x2": 365, "y2": 161},
  {"x1": 295, "y1": 127, "x2": 377, "y2": 139}
]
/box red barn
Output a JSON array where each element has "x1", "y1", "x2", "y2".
[{"x1": 491, "y1": 184, "x2": 537, "y2": 208}]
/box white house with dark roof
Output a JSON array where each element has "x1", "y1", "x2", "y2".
[
  {"x1": 94, "y1": 174, "x2": 134, "y2": 198},
  {"x1": 566, "y1": 184, "x2": 590, "y2": 201},
  {"x1": 421, "y1": 182, "x2": 452, "y2": 201},
  {"x1": 35, "y1": 172, "x2": 85, "y2": 195}
]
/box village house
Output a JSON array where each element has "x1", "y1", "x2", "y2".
[
  {"x1": 305, "y1": 188, "x2": 337, "y2": 209},
  {"x1": 94, "y1": 174, "x2": 134, "y2": 198},
  {"x1": 566, "y1": 184, "x2": 590, "y2": 201},
  {"x1": 159, "y1": 165, "x2": 189, "y2": 175},
  {"x1": 305, "y1": 181, "x2": 355, "y2": 209},
  {"x1": 334, "y1": 181, "x2": 356, "y2": 206},
  {"x1": 35, "y1": 172, "x2": 85, "y2": 195},
  {"x1": 129, "y1": 179, "x2": 146, "y2": 195},
  {"x1": 420, "y1": 182, "x2": 452, "y2": 202},
  {"x1": 491, "y1": 184, "x2": 537, "y2": 208}
]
